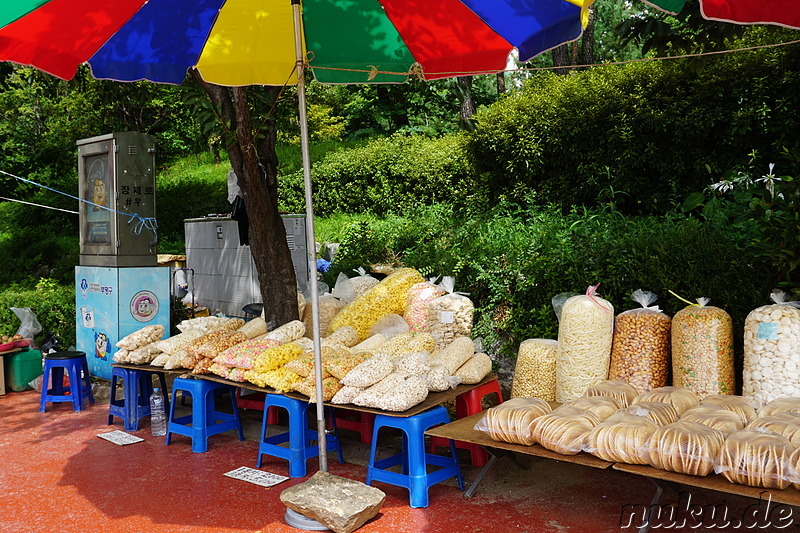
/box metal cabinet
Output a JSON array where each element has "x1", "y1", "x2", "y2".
[
  {"x1": 77, "y1": 132, "x2": 157, "y2": 267},
  {"x1": 184, "y1": 216, "x2": 308, "y2": 316}
]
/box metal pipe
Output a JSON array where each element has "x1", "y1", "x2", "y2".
[{"x1": 291, "y1": 0, "x2": 327, "y2": 472}]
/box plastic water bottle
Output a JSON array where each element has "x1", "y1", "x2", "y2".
[{"x1": 150, "y1": 388, "x2": 167, "y2": 437}]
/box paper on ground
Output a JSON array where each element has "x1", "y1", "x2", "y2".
[
  {"x1": 97, "y1": 430, "x2": 144, "y2": 446},
  {"x1": 224, "y1": 466, "x2": 289, "y2": 488}
]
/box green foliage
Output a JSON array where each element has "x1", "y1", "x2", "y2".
[
  {"x1": 616, "y1": 0, "x2": 746, "y2": 59},
  {"x1": 275, "y1": 139, "x2": 369, "y2": 175},
  {"x1": 300, "y1": 77, "x2": 501, "y2": 140},
  {"x1": 154, "y1": 152, "x2": 231, "y2": 253},
  {"x1": 469, "y1": 33, "x2": 800, "y2": 215},
  {"x1": 684, "y1": 149, "x2": 800, "y2": 292},
  {"x1": 0, "y1": 280, "x2": 76, "y2": 348},
  {"x1": 592, "y1": 0, "x2": 648, "y2": 62},
  {"x1": 278, "y1": 133, "x2": 473, "y2": 217},
  {"x1": 279, "y1": 104, "x2": 346, "y2": 144},
  {"x1": 328, "y1": 205, "x2": 771, "y2": 358},
  {"x1": 314, "y1": 212, "x2": 380, "y2": 243},
  {"x1": 0, "y1": 217, "x2": 78, "y2": 285}
]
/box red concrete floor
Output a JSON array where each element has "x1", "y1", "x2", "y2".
[{"x1": 0, "y1": 390, "x2": 779, "y2": 533}]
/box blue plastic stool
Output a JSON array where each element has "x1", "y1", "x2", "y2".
[
  {"x1": 257, "y1": 393, "x2": 344, "y2": 478},
  {"x1": 39, "y1": 351, "x2": 95, "y2": 412},
  {"x1": 366, "y1": 406, "x2": 464, "y2": 508},
  {"x1": 108, "y1": 367, "x2": 169, "y2": 431},
  {"x1": 165, "y1": 377, "x2": 243, "y2": 453}
]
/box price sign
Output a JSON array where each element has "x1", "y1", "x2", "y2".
[
  {"x1": 439, "y1": 311, "x2": 455, "y2": 324},
  {"x1": 757, "y1": 321, "x2": 779, "y2": 340}
]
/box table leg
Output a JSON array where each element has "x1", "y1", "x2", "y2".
[
  {"x1": 637, "y1": 478, "x2": 683, "y2": 533},
  {"x1": 635, "y1": 479, "x2": 665, "y2": 533},
  {"x1": 465, "y1": 449, "x2": 497, "y2": 499}
]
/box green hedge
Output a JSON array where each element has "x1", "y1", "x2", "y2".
[
  {"x1": 278, "y1": 33, "x2": 800, "y2": 219},
  {"x1": 328, "y1": 206, "x2": 772, "y2": 362},
  {"x1": 466, "y1": 34, "x2": 800, "y2": 214},
  {"x1": 278, "y1": 133, "x2": 473, "y2": 217},
  {"x1": 0, "y1": 219, "x2": 78, "y2": 286}
]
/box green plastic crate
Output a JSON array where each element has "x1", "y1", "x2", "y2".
[{"x1": 4, "y1": 349, "x2": 43, "y2": 392}]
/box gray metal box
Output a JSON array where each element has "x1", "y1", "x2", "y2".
[
  {"x1": 77, "y1": 132, "x2": 157, "y2": 267},
  {"x1": 184, "y1": 216, "x2": 309, "y2": 316}
]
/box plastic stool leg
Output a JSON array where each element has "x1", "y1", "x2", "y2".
[
  {"x1": 328, "y1": 408, "x2": 344, "y2": 465},
  {"x1": 165, "y1": 387, "x2": 181, "y2": 446},
  {"x1": 66, "y1": 361, "x2": 83, "y2": 412},
  {"x1": 81, "y1": 360, "x2": 95, "y2": 404},
  {"x1": 256, "y1": 403, "x2": 273, "y2": 468},
  {"x1": 449, "y1": 439, "x2": 465, "y2": 490},
  {"x1": 124, "y1": 372, "x2": 139, "y2": 431},
  {"x1": 365, "y1": 423, "x2": 382, "y2": 486},
  {"x1": 190, "y1": 389, "x2": 212, "y2": 453},
  {"x1": 288, "y1": 402, "x2": 308, "y2": 477},
  {"x1": 229, "y1": 387, "x2": 244, "y2": 441},
  {"x1": 39, "y1": 362, "x2": 52, "y2": 413},
  {"x1": 107, "y1": 374, "x2": 119, "y2": 426}
]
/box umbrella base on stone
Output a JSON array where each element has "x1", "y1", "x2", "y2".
[
  {"x1": 280, "y1": 471, "x2": 385, "y2": 533},
  {"x1": 284, "y1": 508, "x2": 330, "y2": 531}
]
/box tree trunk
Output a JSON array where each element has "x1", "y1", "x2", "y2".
[
  {"x1": 457, "y1": 76, "x2": 475, "y2": 121},
  {"x1": 581, "y1": 6, "x2": 596, "y2": 67},
  {"x1": 496, "y1": 72, "x2": 506, "y2": 95},
  {"x1": 457, "y1": 76, "x2": 476, "y2": 130},
  {"x1": 551, "y1": 44, "x2": 573, "y2": 75},
  {"x1": 190, "y1": 70, "x2": 298, "y2": 328}
]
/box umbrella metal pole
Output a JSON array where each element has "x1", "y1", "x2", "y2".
[{"x1": 292, "y1": 0, "x2": 327, "y2": 473}]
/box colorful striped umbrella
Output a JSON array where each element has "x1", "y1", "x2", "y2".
[{"x1": 0, "y1": 0, "x2": 596, "y2": 87}]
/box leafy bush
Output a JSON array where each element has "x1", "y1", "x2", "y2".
[
  {"x1": 0, "y1": 279, "x2": 76, "y2": 348},
  {"x1": 469, "y1": 33, "x2": 800, "y2": 214},
  {"x1": 278, "y1": 133, "x2": 473, "y2": 217},
  {"x1": 684, "y1": 149, "x2": 800, "y2": 292},
  {"x1": 0, "y1": 218, "x2": 78, "y2": 286},
  {"x1": 328, "y1": 205, "x2": 772, "y2": 362}
]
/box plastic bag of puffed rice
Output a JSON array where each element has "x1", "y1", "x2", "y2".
[
  {"x1": 116, "y1": 324, "x2": 164, "y2": 350},
  {"x1": 353, "y1": 373, "x2": 429, "y2": 411},
  {"x1": 454, "y1": 353, "x2": 492, "y2": 384},
  {"x1": 263, "y1": 320, "x2": 306, "y2": 345},
  {"x1": 157, "y1": 330, "x2": 204, "y2": 355},
  {"x1": 341, "y1": 354, "x2": 394, "y2": 388}
]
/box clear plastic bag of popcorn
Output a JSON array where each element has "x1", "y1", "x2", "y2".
[
  {"x1": 512, "y1": 339, "x2": 557, "y2": 401},
  {"x1": 328, "y1": 268, "x2": 424, "y2": 342}
]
